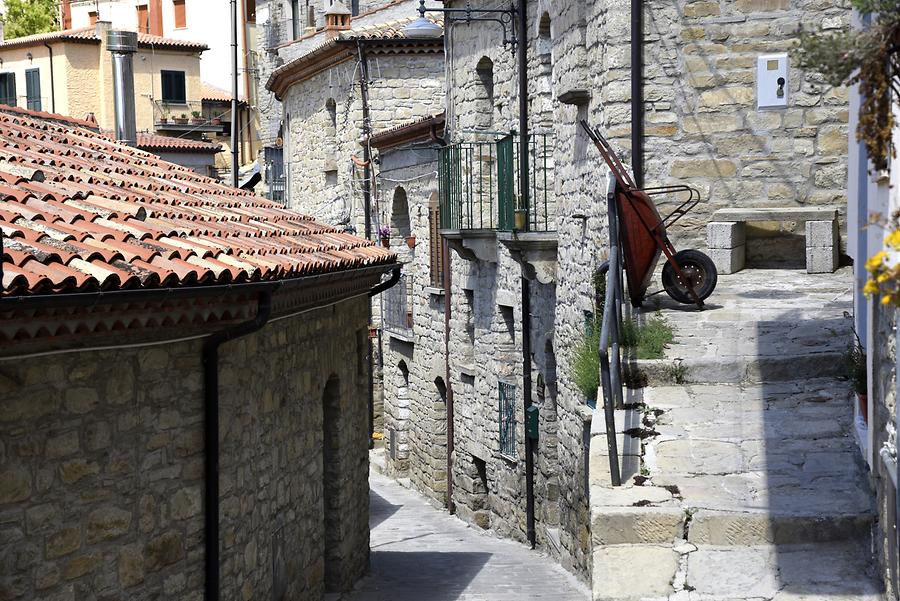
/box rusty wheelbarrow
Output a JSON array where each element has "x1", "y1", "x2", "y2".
[{"x1": 580, "y1": 121, "x2": 717, "y2": 308}]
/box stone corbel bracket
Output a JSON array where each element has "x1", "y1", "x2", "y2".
[
  {"x1": 441, "y1": 229, "x2": 498, "y2": 263},
  {"x1": 496, "y1": 231, "x2": 559, "y2": 284}
]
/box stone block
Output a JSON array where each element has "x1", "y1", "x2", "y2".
[
  {"x1": 592, "y1": 544, "x2": 678, "y2": 599},
  {"x1": 591, "y1": 506, "x2": 684, "y2": 545},
  {"x1": 706, "y1": 221, "x2": 745, "y2": 249},
  {"x1": 706, "y1": 246, "x2": 745, "y2": 274},
  {"x1": 805, "y1": 220, "x2": 838, "y2": 248},
  {"x1": 806, "y1": 245, "x2": 838, "y2": 274}
]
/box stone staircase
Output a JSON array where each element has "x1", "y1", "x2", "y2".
[{"x1": 589, "y1": 268, "x2": 885, "y2": 600}]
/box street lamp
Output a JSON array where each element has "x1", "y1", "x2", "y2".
[{"x1": 401, "y1": 0, "x2": 518, "y2": 49}]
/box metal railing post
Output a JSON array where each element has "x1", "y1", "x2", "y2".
[{"x1": 599, "y1": 173, "x2": 623, "y2": 487}]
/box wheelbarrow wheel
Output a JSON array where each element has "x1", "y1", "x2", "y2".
[{"x1": 661, "y1": 249, "x2": 717, "y2": 305}]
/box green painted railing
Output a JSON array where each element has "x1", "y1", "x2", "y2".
[{"x1": 439, "y1": 132, "x2": 553, "y2": 232}]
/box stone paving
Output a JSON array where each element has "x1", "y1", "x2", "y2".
[
  {"x1": 589, "y1": 268, "x2": 886, "y2": 600},
  {"x1": 336, "y1": 471, "x2": 590, "y2": 601}
]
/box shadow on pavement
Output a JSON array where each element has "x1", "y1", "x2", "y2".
[{"x1": 369, "y1": 488, "x2": 402, "y2": 530}]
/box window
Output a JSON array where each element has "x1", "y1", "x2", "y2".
[
  {"x1": 499, "y1": 381, "x2": 516, "y2": 458},
  {"x1": 136, "y1": 5, "x2": 149, "y2": 33},
  {"x1": 25, "y1": 69, "x2": 40, "y2": 111},
  {"x1": 173, "y1": 0, "x2": 187, "y2": 28},
  {"x1": 88, "y1": 11, "x2": 98, "y2": 25},
  {"x1": 245, "y1": 0, "x2": 256, "y2": 22},
  {"x1": 0, "y1": 74, "x2": 17, "y2": 107},
  {"x1": 325, "y1": 98, "x2": 336, "y2": 134},
  {"x1": 160, "y1": 70, "x2": 186, "y2": 104}
]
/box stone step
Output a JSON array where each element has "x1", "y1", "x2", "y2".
[
  {"x1": 592, "y1": 539, "x2": 883, "y2": 601},
  {"x1": 627, "y1": 350, "x2": 847, "y2": 386}
]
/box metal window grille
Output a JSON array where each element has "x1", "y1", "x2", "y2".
[
  {"x1": 499, "y1": 381, "x2": 516, "y2": 458},
  {"x1": 264, "y1": 146, "x2": 285, "y2": 203},
  {"x1": 439, "y1": 131, "x2": 553, "y2": 232},
  {"x1": 384, "y1": 273, "x2": 412, "y2": 333}
]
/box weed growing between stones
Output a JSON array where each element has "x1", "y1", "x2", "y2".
[
  {"x1": 620, "y1": 313, "x2": 675, "y2": 360},
  {"x1": 665, "y1": 359, "x2": 688, "y2": 384}
]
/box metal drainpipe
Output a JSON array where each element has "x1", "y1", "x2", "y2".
[
  {"x1": 42, "y1": 43, "x2": 56, "y2": 113},
  {"x1": 515, "y1": 0, "x2": 536, "y2": 550},
  {"x1": 203, "y1": 289, "x2": 274, "y2": 601},
  {"x1": 443, "y1": 236, "x2": 455, "y2": 513},
  {"x1": 631, "y1": 0, "x2": 644, "y2": 188},
  {"x1": 357, "y1": 40, "x2": 376, "y2": 447},
  {"x1": 230, "y1": 0, "x2": 240, "y2": 187}
]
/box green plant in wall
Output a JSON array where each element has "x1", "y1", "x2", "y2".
[{"x1": 795, "y1": 0, "x2": 900, "y2": 171}]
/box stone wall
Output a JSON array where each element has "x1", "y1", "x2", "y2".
[
  {"x1": 280, "y1": 50, "x2": 444, "y2": 233},
  {"x1": 0, "y1": 296, "x2": 371, "y2": 601},
  {"x1": 255, "y1": 0, "x2": 432, "y2": 193},
  {"x1": 871, "y1": 302, "x2": 900, "y2": 599}
]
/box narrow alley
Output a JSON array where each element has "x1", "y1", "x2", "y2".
[{"x1": 337, "y1": 472, "x2": 590, "y2": 601}]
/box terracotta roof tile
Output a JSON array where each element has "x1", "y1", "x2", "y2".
[
  {"x1": 0, "y1": 26, "x2": 208, "y2": 52},
  {"x1": 136, "y1": 133, "x2": 223, "y2": 153},
  {"x1": 0, "y1": 106, "x2": 395, "y2": 296}
]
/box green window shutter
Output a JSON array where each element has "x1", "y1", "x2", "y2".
[
  {"x1": 161, "y1": 70, "x2": 186, "y2": 104},
  {"x1": 496, "y1": 134, "x2": 514, "y2": 231},
  {"x1": 0, "y1": 74, "x2": 17, "y2": 107},
  {"x1": 25, "y1": 69, "x2": 40, "y2": 111}
]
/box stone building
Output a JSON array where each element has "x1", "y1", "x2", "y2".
[
  {"x1": 255, "y1": 0, "x2": 429, "y2": 202},
  {"x1": 365, "y1": 0, "x2": 855, "y2": 587},
  {"x1": 256, "y1": 0, "x2": 856, "y2": 590},
  {"x1": 0, "y1": 106, "x2": 397, "y2": 600}
]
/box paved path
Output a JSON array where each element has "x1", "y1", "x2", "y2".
[
  {"x1": 337, "y1": 471, "x2": 589, "y2": 601},
  {"x1": 589, "y1": 268, "x2": 886, "y2": 600}
]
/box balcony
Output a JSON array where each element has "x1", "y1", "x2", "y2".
[
  {"x1": 438, "y1": 132, "x2": 554, "y2": 233},
  {"x1": 153, "y1": 100, "x2": 228, "y2": 134},
  {"x1": 438, "y1": 132, "x2": 558, "y2": 281},
  {"x1": 383, "y1": 273, "x2": 413, "y2": 340}
]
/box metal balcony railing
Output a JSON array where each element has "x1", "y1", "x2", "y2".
[
  {"x1": 383, "y1": 273, "x2": 412, "y2": 334},
  {"x1": 438, "y1": 132, "x2": 554, "y2": 232},
  {"x1": 152, "y1": 100, "x2": 230, "y2": 131}
]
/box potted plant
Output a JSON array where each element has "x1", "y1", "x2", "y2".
[
  {"x1": 405, "y1": 235, "x2": 416, "y2": 248},
  {"x1": 175, "y1": 113, "x2": 189, "y2": 124},
  {"x1": 190, "y1": 110, "x2": 204, "y2": 125},
  {"x1": 211, "y1": 113, "x2": 222, "y2": 126},
  {"x1": 158, "y1": 113, "x2": 168, "y2": 124},
  {"x1": 377, "y1": 225, "x2": 390, "y2": 248},
  {"x1": 847, "y1": 332, "x2": 867, "y2": 424}
]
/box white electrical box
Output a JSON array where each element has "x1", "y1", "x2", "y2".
[{"x1": 757, "y1": 53, "x2": 788, "y2": 110}]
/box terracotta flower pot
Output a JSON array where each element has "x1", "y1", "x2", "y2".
[
  {"x1": 405, "y1": 236, "x2": 416, "y2": 248},
  {"x1": 380, "y1": 237, "x2": 390, "y2": 248},
  {"x1": 857, "y1": 392, "x2": 868, "y2": 424}
]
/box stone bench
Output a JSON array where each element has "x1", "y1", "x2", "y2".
[{"x1": 706, "y1": 207, "x2": 839, "y2": 275}]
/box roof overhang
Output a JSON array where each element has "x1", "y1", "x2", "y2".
[
  {"x1": 266, "y1": 37, "x2": 442, "y2": 100},
  {"x1": 369, "y1": 112, "x2": 446, "y2": 150}
]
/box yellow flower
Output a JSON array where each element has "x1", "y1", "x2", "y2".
[
  {"x1": 883, "y1": 294, "x2": 893, "y2": 305},
  {"x1": 866, "y1": 251, "x2": 888, "y2": 272},
  {"x1": 886, "y1": 229, "x2": 900, "y2": 250},
  {"x1": 877, "y1": 273, "x2": 891, "y2": 283},
  {"x1": 864, "y1": 279, "x2": 879, "y2": 295}
]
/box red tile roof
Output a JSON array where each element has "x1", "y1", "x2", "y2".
[
  {"x1": 136, "y1": 133, "x2": 222, "y2": 153},
  {"x1": 0, "y1": 107, "x2": 394, "y2": 297},
  {"x1": 0, "y1": 26, "x2": 209, "y2": 52}
]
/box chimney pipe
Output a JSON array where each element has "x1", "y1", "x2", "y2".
[{"x1": 107, "y1": 30, "x2": 138, "y2": 146}]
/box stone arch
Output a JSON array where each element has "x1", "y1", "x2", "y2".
[
  {"x1": 391, "y1": 186, "x2": 411, "y2": 241},
  {"x1": 538, "y1": 11, "x2": 552, "y2": 60},
  {"x1": 322, "y1": 374, "x2": 342, "y2": 592},
  {"x1": 475, "y1": 56, "x2": 494, "y2": 129}
]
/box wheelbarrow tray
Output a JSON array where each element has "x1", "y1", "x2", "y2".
[{"x1": 617, "y1": 187, "x2": 665, "y2": 307}]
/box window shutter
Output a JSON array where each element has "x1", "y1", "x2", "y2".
[{"x1": 429, "y1": 204, "x2": 444, "y2": 287}]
